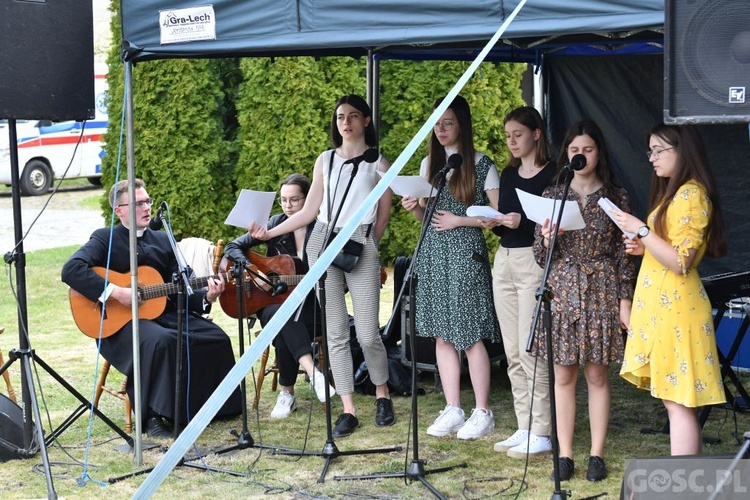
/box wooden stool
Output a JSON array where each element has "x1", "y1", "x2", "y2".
[
  {"x1": 93, "y1": 359, "x2": 132, "y2": 433},
  {"x1": 0, "y1": 327, "x2": 17, "y2": 403}
]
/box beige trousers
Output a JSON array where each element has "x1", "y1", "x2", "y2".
[{"x1": 492, "y1": 246, "x2": 551, "y2": 436}]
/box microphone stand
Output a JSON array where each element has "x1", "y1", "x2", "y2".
[
  {"x1": 525, "y1": 168, "x2": 576, "y2": 500},
  {"x1": 183, "y1": 260, "x2": 277, "y2": 456},
  {"x1": 155, "y1": 207, "x2": 193, "y2": 440},
  {"x1": 335, "y1": 168, "x2": 466, "y2": 498},
  {"x1": 273, "y1": 154, "x2": 401, "y2": 483}
]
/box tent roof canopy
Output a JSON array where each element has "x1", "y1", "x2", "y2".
[{"x1": 121, "y1": 0, "x2": 664, "y2": 63}]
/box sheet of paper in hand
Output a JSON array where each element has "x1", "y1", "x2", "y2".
[
  {"x1": 597, "y1": 197, "x2": 636, "y2": 239},
  {"x1": 466, "y1": 205, "x2": 504, "y2": 221},
  {"x1": 515, "y1": 188, "x2": 586, "y2": 230}
]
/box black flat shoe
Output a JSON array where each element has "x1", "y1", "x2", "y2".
[
  {"x1": 551, "y1": 457, "x2": 574, "y2": 481},
  {"x1": 375, "y1": 398, "x2": 395, "y2": 427},
  {"x1": 586, "y1": 455, "x2": 607, "y2": 482},
  {"x1": 332, "y1": 413, "x2": 359, "y2": 438},
  {"x1": 145, "y1": 416, "x2": 172, "y2": 439}
]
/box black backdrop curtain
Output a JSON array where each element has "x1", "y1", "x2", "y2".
[{"x1": 546, "y1": 54, "x2": 749, "y2": 276}]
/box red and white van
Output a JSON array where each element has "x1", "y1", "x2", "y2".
[{"x1": 0, "y1": 64, "x2": 108, "y2": 196}]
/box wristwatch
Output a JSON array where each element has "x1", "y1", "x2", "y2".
[{"x1": 637, "y1": 225, "x2": 650, "y2": 238}]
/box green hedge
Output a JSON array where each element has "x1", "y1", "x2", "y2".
[{"x1": 103, "y1": 2, "x2": 525, "y2": 262}]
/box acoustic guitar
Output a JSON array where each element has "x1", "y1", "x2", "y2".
[
  {"x1": 69, "y1": 266, "x2": 229, "y2": 339},
  {"x1": 218, "y1": 250, "x2": 388, "y2": 319},
  {"x1": 219, "y1": 251, "x2": 306, "y2": 319}
]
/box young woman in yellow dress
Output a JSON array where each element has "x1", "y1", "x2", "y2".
[{"x1": 613, "y1": 123, "x2": 727, "y2": 456}]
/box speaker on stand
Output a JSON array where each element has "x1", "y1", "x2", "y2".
[{"x1": 664, "y1": 0, "x2": 750, "y2": 124}]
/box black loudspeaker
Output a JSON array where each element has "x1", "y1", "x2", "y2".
[
  {"x1": 664, "y1": 0, "x2": 750, "y2": 124},
  {"x1": 0, "y1": 394, "x2": 26, "y2": 462},
  {"x1": 0, "y1": 0, "x2": 94, "y2": 121}
]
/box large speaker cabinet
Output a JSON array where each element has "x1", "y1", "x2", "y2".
[
  {"x1": 0, "y1": 0, "x2": 95, "y2": 121},
  {"x1": 664, "y1": 0, "x2": 750, "y2": 124}
]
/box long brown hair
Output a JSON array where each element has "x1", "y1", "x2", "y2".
[
  {"x1": 555, "y1": 119, "x2": 618, "y2": 194},
  {"x1": 427, "y1": 95, "x2": 476, "y2": 207},
  {"x1": 647, "y1": 124, "x2": 727, "y2": 258},
  {"x1": 503, "y1": 106, "x2": 551, "y2": 168}
]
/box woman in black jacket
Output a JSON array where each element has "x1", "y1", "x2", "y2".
[{"x1": 224, "y1": 173, "x2": 334, "y2": 418}]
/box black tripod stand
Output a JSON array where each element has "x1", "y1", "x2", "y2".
[
  {"x1": 525, "y1": 161, "x2": 583, "y2": 500},
  {"x1": 335, "y1": 154, "x2": 466, "y2": 498},
  {"x1": 273, "y1": 148, "x2": 401, "y2": 482},
  {"x1": 0, "y1": 119, "x2": 133, "y2": 499}
]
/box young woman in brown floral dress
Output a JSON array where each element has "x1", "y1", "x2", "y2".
[{"x1": 533, "y1": 119, "x2": 635, "y2": 482}]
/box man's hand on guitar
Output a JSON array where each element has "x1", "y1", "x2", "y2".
[
  {"x1": 205, "y1": 274, "x2": 225, "y2": 303},
  {"x1": 111, "y1": 285, "x2": 136, "y2": 307}
]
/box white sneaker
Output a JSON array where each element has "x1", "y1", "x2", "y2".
[
  {"x1": 494, "y1": 429, "x2": 529, "y2": 452},
  {"x1": 456, "y1": 408, "x2": 495, "y2": 440},
  {"x1": 506, "y1": 433, "x2": 552, "y2": 459},
  {"x1": 270, "y1": 391, "x2": 297, "y2": 418},
  {"x1": 310, "y1": 369, "x2": 335, "y2": 403},
  {"x1": 426, "y1": 405, "x2": 465, "y2": 437}
]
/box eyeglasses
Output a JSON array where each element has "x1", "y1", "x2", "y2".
[
  {"x1": 278, "y1": 196, "x2": 305, "y2": 207},
  {"x1": 433, "y1": 121, "x2": 455, "y2": 132},
  {"x1": 118, "y1": 198, "x2": 154, "y2": 209},
  {"x1": 646, "y1": 147, "x2": 674, "y2": 160}
]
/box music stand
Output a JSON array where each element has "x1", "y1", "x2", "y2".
[
  {"x1": 272, "y1": 150, "x2": 401, "y2": 483},
  {"x1": 334, "y1": 161, "x2": 467, "y2": 498},
  {"x1": 525, "y1": 167, "x2": 578, "y2": 500}
]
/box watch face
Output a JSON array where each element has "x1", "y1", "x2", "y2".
[{"x1": 638, "y1": 226, "x2": 649, "y2": 238}]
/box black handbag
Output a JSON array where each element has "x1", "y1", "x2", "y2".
[{"x1": 331, "y1": 233, "x2": 363, "y2": 272}]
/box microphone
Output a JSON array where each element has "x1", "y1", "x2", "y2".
[
  {"x1": 148, "y1": 217, "x2": 163, "y2": 231},
  {"x1": 435, "y1": 153, "x2": 463, "y2": 179},
  {"x1": 148, "y1": 201, "x2": 168, "y2": 230},
  {"x1": 155, "y1": 200, "x2": 168, "y2": 220},
  {"x1": 343, "y1": 147, "x2": 379, "y2": 166},
  {"x1": 561, "y1": 154, "x2": 586, "y2": 174}
]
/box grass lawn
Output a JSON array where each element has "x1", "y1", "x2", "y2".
[{"x1": 1, "y1": 245, "x2": 749, "y2": 499}]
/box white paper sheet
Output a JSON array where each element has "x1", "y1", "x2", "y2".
[
  {"x1": 598, "y1": 197, "x2": 636, "y2": 239},
  {"x1": 224, "y1": 189, "x2": 277, "y2": 229},
  {"x1": 515, "y1": 188, "x2": 586, "y2": 231},
  {"x1": 377, "y1": 171, "x2": 435, "y2": 198},
  {"x1": 466, "y1": 205, "x2": 504, "y2": 221}
]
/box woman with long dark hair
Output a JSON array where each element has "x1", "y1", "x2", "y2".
[
  {"x1": 490, "y1": 106, "x2": 555, "y2": 458},
  {"x1": 248, "y1": 95, "x2": 394, "y2": 437},
  {"x1": 533, "y1": 119, "x2": 635, "y2": 482},
  {"x1": 402, "y1": 95, "x2": 501, "y2": 440},
  {"x1": 225, "y1": 173, "x2": 334, "y2": 418},
  {"x1": 614, "y1": 123, "x2": 727, "y2": 456}
]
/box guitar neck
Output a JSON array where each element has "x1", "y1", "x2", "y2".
[
  {"x1": 266, "y1": 274, "x2": 305, "y2": 287},
  {"x1": 138, "y1": 272, "x2": 228, "y2": 301}
]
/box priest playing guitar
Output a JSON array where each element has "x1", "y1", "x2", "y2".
[
  {"x1": 224, "y1": 173, "x2": 335, "y2": 419},
  {"x1": 62, "y1": 179, "x2": 242, "y2": 439}
]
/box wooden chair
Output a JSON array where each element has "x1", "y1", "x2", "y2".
[
  {"x1": 0, "y1": 326, "x2": 18, "y2": 403},
  {"x1": 252, "y1": 333, "x2": 326, "y2": 410},
  {"x1": 91, "y1": 239, "x2": 225, "y2": 433}
]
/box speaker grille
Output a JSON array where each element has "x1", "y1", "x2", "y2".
[{"x1": 665, "y1": 0, "x2": 750, "y2": 123}]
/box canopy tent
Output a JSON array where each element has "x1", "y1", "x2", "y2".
[
  {"x1": 119, "y1": 1, "x2": 750, "y2": 495},
  {"x1": 121, "y1": 0, "x2": 664, "y2": 62}
]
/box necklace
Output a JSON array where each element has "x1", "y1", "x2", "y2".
[{"x1": 519, "y1": 165, "x2": 539, "y2": 174}]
